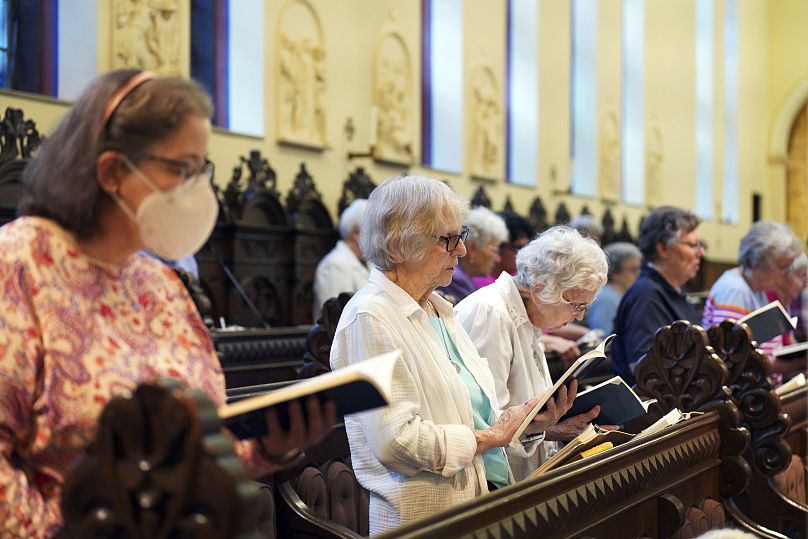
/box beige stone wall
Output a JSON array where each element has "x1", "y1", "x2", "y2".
[{"x1": 4, "y1": 0, "x2": 807, "y2": 263}]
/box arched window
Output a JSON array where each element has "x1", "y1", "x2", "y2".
[
  {"x1": 621, "y1": 0, "x2": 644, "y2": 205},
  {"x1": 722, "y1": 0, "x2": 738, "y2": 223},
  {"x1": 695, "y1": 0, "x2": 714, "y2": 219}
]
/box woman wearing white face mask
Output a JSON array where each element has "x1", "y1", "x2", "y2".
[{"x1": 0, "y1": 69, "x2": 336, "y2": 537}]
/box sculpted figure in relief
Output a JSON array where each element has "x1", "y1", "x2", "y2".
[
  {"x1": 114, "y1": 0, "x2": 180, "y2": 75},
  {"x1": 278, "y1": 33, "x2": 326, "y2": 145},
  {"x1": 375, "y1": 59, "x2": 411, "y2": 160},
  {"x1": 471, "y1": 76, "x2": 501, "y2": 176}
]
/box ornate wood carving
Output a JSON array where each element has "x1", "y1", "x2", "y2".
[
  {"x1": 372, "y1": 31, "x2": 414, "y2": 165},
  {"x1": 468, "y1": 65, "x2": 502, "y2": 179},
  {"x1": 502, "y1": 195, "x2": 515, "y2": 213},
  {"x1": 286, "y1": 164, "x2": 337, "y2": 325},
  {"x1": 601, "y1": 207, "x2": 616, "y2": 245},
  {"x1": 58, "y1": 381, "x2": 258, "y2": 538},
  {"x1": 337, "y1": 167, "x2": 376, "y2": 216},
  {"x1": 0, "y1": 107, "x2": 41, "y2": 225},
  {"x1": 276, "y1": 0, "x2": 327, "y2": 149},
  {"x1": 554, "y1": 202, "x2": 571, "y2": 225},
  {"x1": 528, "y1": 196, "x2": 549, "y2": 232},
  {"x1": 298, "y1": 293, "x2": 352, "y2": 379},
  {"x1": 633, "y1": 320, "x2": 751, "y2": 498},
  {"x1": 470, "y1": 184, "x2": 491, "y2": 209},
  {"x1": 374, "y1": 414, "x2": 728, "y2": 538},
  {"x1": 112, "y1": 0, "x2": 183, "y2": 76},
  {"x1": 616, "y1": 217, "x2": 634, "y2": 243}
]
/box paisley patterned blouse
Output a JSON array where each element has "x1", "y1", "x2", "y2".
[{"x1": 0, "y1": 217, "x2": 230, "y2": 537}]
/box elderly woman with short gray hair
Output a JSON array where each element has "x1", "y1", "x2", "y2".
[
  {"x1": 587, "y1": 242, "x2": 643, "y2": 334},
  {"x1": 703, "y1": 220, "x2": 803, "y2": 368},
  {"x1": 611, "y1": 206, "x2": 705, "y2": 386},
  {"x1": 438, "y1": 206, "x2": 508, "y2": 303},
  {"x1": 455, "y1": 226, "x2": 609, "y2": 480},
  {"x1": 330, "y1": 175, "x2": 573, "y2": 534}
]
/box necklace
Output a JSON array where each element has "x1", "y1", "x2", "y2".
[{"x1": 428, "y1": 301, "x2": 461, "y2": 374}]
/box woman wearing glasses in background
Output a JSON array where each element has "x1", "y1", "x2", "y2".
[
  {"x1": 0, "y1": 70, "x2": 335, "y2": 537},
  {"x1": 330, "y1": 175, "x2": 575, "y2": 534},
  {"x1": 611, "y1": 206, "x2": 706, "y2": 386},
  {"x1": 455, "y1": 226, "x2": 610, "y2": 480},
  {"x1": 702, "y1": 220, "x2": 804, "y2": 377}
]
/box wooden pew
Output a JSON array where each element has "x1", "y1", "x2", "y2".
[
  {"x1": 361, "y1": 320, "x2": 751, "y2": 538},
  {"x1": 707, "y1": 319, "x2": 808, "y2": 537},
  {"x1": 57, "y1": 380, "x2": 260, "y2": 539}
]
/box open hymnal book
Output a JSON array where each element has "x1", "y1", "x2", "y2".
[
  {"x1": 511, "y1": 334, "x2": 616, "y2": 443},
  {"x1": 737, "y1": 300, "x2": 798, "y2": 344},
  {"x1": 772, "y1": 341, "x2": 808, "y2": 359},
  {"x1": 775, "y1": 372, "x2": 807, "y2": 396},
  {"x1": 634, "y1": 408, "x2": 701, "y2": 439},
  {"x1": 528, "y1": 423, "x2": 634, "y2": 478},
  {"x1": 219, "y1": 350, "x2": 401, "y2": 439},
  {"x1": 559, "y1": 376, "x2": 657, "y2": 426}
]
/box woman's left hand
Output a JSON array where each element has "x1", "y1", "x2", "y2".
[
  {"x1": 257, "y1": 398, "x2": 338, "y2": 466},
  {"x1": 543, "y1": 405, "x2": 619, "y2": 441},
  {"x1": 525, "y1": 380, "x2": 578, "y2": 435}
]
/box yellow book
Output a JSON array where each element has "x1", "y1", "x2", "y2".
[{"x1": 577, "y1": 441, "x2": 614, "y2": 459}]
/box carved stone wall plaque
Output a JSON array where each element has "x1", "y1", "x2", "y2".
[
  {"x1": 468, "y1": 66, "x2": 502, "y2": 180},
  {"x1": 372, "y1": 31, "x2": 414, "y2": 165},
  {"x1": 112, "y1": 0, "x2": 184, "y2": 76},
  {"x1": 276, "y1": 0, "x2": 327, "y2": 150},
  {"x1": 599, "y1": 110, "x2": 621, "y2": 202}
]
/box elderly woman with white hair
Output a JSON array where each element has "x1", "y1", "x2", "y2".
[
  {"x1": 454, "y1": 226, "x2": 609, "y2": 480},
  {"x1": 330, "y1": 175, "x2": 574, "y2": 534},
  {"x1": 587, "y1": 242, "x2": 643, "y2": 334},
  {"x1": 312, "y1": 198, "x2": 370, "y2": 319},
  {"x1": 703, "y1": 220, "x2": 804, "y2": 371},
  {"x1": 438, "y1": 206, "x2": 508, "y2": 303}
]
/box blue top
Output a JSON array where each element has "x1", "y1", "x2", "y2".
[
  {"x1": 587, "y1": 284, "x2": 623, "y2": 334},
  {"x1": 438, "y1": 265, "x2": 476, "y2": 304},
  {"x1": 611, "y1": 264, "x2": 699, "y2": 386},
  {"x1": 427, "y1": 316, "x2": 510, "y2": 488}
]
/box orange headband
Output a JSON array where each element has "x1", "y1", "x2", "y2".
[{"x1": 100, "y1": 71, "x2": 157, "y2": 133}]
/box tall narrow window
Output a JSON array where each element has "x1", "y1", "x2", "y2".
[
  {"x1": 570, "y1": 0, "x2": 597, "y2": 196},
  {"x1": 506, "y1": 0, "x2": 538, "y2": 186},
  {"x1": 57, "y1": 0, "x2": 96, "y2": 100},
  {"x1": 694, "y1": 0, "x2": 714, "y2": 219},
  {"x1": 421, "y1": 0, "x2": 463, "y2": 173},
  {"x1": 722, "y1": 0, "x2": 739, "y2": 223},
  {"x1": 621, "y1": 0, "x2": 644, "y2": 205},
  {"x1": 192, "y1": 0, "x2": 229, "y2": 129},
  {"x1": 227, "y1": 0, "x2": 263, "y2": 136},
  {"x1": 2, "y1": 0, "x2": 57, "y2": 95},
  {"x1": 0, "y1": 0, "x2": 8, "y2": 87}
]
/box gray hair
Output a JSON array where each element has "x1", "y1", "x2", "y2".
[
  {"x1": 569, "y1": 214, "x2": 604, "y2": 240},
  {"x1": 738, "y1": 220, "x2": 803, "y2": 270},
  {"x1": 604, "y1": 242, "x2": 643, "y2": 281},
  {"x1": 465, "y1": 206, "x2": 508, "y2": 248},
  {"x1": 19, "y1": 69, "x2": 212, "y2": 239},
  {"x1": 338, "y1": 199, "x2": 367, "y2": 239},
  {"x1": 360, "y1": 175, "x2": 469, "y2": 271},
  {"x1": 638, "y1": 206, "x2": 700, "y2": 262},
  {"x1": 514, "y1": 226, "x2": 608, "y2": 303}
]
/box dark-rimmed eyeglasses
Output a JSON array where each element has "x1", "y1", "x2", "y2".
[
  {"x1": 678, "y1": 239, "x2": 708, "y2": 252},
  {"x1": 438, "y1": 226, "x2": 469, "y2": 252},
  {"x1": 140, "y1": 153, "x2": 214, "y2": 184},
  {"x1": 559, "y1": 292, "x2": 594, "y2": 314}
]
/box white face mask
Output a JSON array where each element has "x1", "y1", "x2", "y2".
[{"x1": 115, "y1": 156, "x2": 219, "y2": 260}]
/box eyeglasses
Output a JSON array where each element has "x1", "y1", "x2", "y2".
[
  {"x1": 559, "y1": 291, "x2": 594, "y2": 314},
  {"x1": 438, "y1": 225, "x2": 469, "y2": 252},
  {"x1": 140, "y1": 153, "x2": 214, "y2": 184},
  {"x1": 679, "y1": 239, "x2": 708, "y2": 252}
]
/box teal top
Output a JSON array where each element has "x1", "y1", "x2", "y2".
[{"x1": 427, "y1": 315, "x2": 510, "y2": 488}]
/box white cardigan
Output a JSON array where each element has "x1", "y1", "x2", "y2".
[
  {"x1": 455, "y1": 272, "x2": 557, "y2": 481},
  {"x1": 330, "y1": 269, "x2": 499, "y2": 534}
]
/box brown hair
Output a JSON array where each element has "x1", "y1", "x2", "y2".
[{"x1": 19, "y1": 69, "x2": 213, "y2": 238}]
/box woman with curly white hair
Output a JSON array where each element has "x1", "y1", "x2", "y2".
[
  {"x1": 455, "y1": 226, "x2": 609, "y2": 480},
  {"x1": 330, "y1": 175, "x2": 574, "y2": 534},
  {"x1": 438, "y1": 206, "x2": 508, "y2": 303}
]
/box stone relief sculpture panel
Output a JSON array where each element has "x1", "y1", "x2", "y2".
[
  {"x1": 646, "y1": 126, "x2": 664, "y2": 207},
  {"x1": 599, "y1": 110, "x2": 621, "y2": 202},
  {"x1": 468, "y1": 66, "x2": 502, "y2": 180},
  {"x1": 112, "y1": 0, "x2": 182, "y2": 76},
  {"x1": 372, "y1": 32, "x2": 414, "y2": 165},
  {"x1": 276, "y1": 0, "x2": 327, "y2": 149}
]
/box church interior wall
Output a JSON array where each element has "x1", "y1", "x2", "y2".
[{"x1": 2, "y1": 0, "x2": 807, "y2": 264}]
